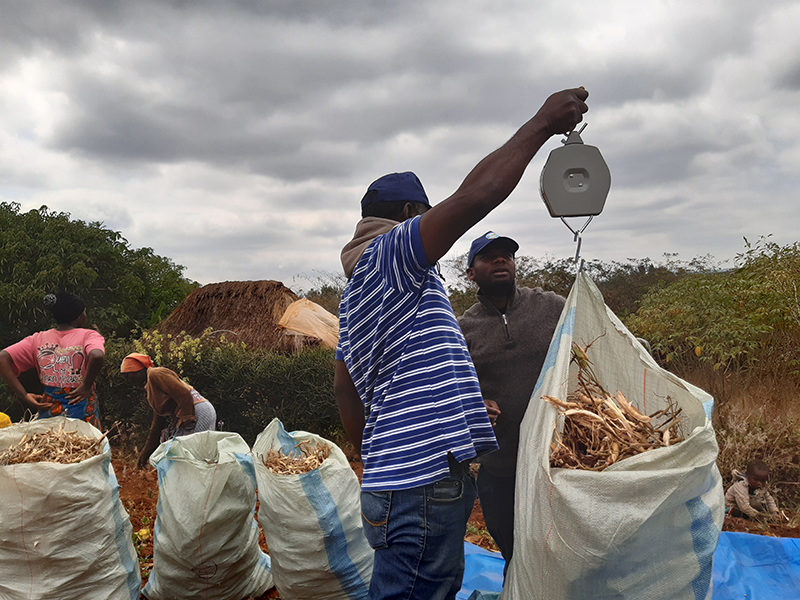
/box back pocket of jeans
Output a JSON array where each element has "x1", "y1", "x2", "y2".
[{"x1": 361, "y1": 490, "x2": 391, "y2": 549}]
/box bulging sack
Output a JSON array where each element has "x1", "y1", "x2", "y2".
[
  {"x1": 502, "y1": 272, "x2": 724, "y2": 600},
  {"x1": 253, "y1": 418, "x2": 373, "y2": 600},
  {"x1": 0, "y1": 417, "x2": 141, "y2": 600},
  {"x1": 142, "y1": 430, "x2": 272, "y2": 600}
]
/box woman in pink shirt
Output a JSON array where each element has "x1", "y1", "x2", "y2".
[{"x1": 0, "y1": 292, "x2": 105, "y2": 428}]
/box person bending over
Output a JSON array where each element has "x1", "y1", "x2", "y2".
[{"x1": 120, "y1": 352, "x2": 216, "y2": 468}]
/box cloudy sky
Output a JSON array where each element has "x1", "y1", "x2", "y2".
[{"x1": 2, "y1": 1, "x2": 798, "y2": 290}]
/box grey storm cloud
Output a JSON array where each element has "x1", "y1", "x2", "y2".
[
  {"x1": 1, "y1": 0, "x2": 798, "y2": 286},
  {"x1": 44, "y1": 7, "x2": 541, "y2": 180}
]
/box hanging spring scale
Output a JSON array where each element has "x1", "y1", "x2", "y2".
[{"x1": 539, "y1": 123, "x2": 611, "y2": 268}]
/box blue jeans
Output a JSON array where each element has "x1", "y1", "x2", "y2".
[{"x1": 361, "y1": 460, "x2": 478, "y2": 600}]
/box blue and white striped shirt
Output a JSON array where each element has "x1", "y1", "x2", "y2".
[{"x1": 337, "y1": 216, "x2": 498, "y2": 491}]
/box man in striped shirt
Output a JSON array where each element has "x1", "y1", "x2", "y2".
[{"x1": 335, "y1": 87, "x2": 589, "y2": 600}]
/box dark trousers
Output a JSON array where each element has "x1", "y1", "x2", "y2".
[{"x1": 476, "y1": 467, "x2": 516, "y2": 576}]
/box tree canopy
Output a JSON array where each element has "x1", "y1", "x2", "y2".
[
  {"x1": 442, "y1": 252, "x2": 717, "y2": 318},
  {"x1": 0, "y1": 202, "x2": 198, "y2": 346}
]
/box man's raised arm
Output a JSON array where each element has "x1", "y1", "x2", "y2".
[{"x1": 419, "y1": 87, "x2": 589, "y2": 265}]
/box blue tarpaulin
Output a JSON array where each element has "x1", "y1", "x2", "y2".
[
  {"x1": 458, "y1": 531, "x2": 800, "y2": 600},
  {"x1": 713, "y1": 531, "x2": 800, "y2": 598}
]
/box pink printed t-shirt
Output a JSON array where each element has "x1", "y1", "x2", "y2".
[{"x1": 4, "y1": 328, "x2": 106, "y2": 389}]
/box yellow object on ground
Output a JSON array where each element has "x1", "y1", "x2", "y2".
[{"x1": 0, "y1": 413, "x2": 11, "y2": 428}]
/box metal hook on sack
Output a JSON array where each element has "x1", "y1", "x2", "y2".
[{"x1": 559, "y1": 216, "x2": 593, "y2": 264}]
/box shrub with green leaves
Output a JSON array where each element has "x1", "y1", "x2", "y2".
[{"x1": 626, "y1": 237, "x2": 800, "y2": 379}]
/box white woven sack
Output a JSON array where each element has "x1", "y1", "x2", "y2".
[
  {"x1": 142, "y1": 430, "x2": 272, "y2": 600},
  {"x1": 502, "y1": 271, "x2": 724, "y2": 600},
  {"x1": 0, "y1": 417, "x2": 141, "y2": 600},
  {"x1": 253, "y1": 418, "x2": 373, "y2": 600}
]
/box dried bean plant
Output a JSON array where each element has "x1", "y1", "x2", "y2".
[
  {"x1": 544, "y1": 342, "x2": 685, "y2": 471},
  {"x1": 262, "y1": 439, "x2": 331, "y2": 475},
  {"x1": 0, "y1": 422, "x2": 106, "y2": 466}
]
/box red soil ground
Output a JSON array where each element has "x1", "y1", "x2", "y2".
[{"x1": 114, "y1": 454, "x2": 796, "y2": 599}]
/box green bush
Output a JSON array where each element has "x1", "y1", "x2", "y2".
[
  {"x1": 625, "y1": 238, "x2": 800, "y2": 380},
  {"x1": 97, "y1": 330, "x2": 339, "y2": 446}
]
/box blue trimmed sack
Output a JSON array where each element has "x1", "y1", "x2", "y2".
[
  {"x1": 502, "y1": 272, "x2": 724, "y2": 600},
  {"x1": 142, "y1": 431, "x2": 272, "y2": 600},
  {"x1": 0, "y1": 417, "x2": 141, "y2": 600},
  {"x1": 253, "y1": 419, "x2": 373, "y2": 599}
]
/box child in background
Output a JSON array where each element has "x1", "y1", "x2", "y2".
[{"x1": 725, "y1": 459, "x2": 779, "y2": 520}]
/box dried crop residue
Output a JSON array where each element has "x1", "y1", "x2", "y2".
[
  {"x1": 723, "y1": 514, "x2": 800, "y2": 538},
  {"x1": 545, "y1": 342, "x2": 684, "y2": 471},
  {"x1": 262, "y1": 439, "x2": 331, "y2": 475},
  {"x1": 0, "y1": 424, "x2": 106, "y2": 465}
]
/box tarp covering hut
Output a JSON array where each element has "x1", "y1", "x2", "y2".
[
  {"x1": 276, "y1": 299, "x2": 339, "y2": 349},
  {"x1": 155, "y1": 281, "x2": 324, "y2": 353}
]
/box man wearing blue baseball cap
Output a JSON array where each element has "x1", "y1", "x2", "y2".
[
  {"x1": 458, "y1": 232, "x2": 566, "y2": 578},
  {"x1": 335, "y1": 87, "x2": 588, "y2": 600}
]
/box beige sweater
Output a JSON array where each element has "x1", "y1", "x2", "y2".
[{"x1": 724, "y1": 475, "x2": 778, "y2": 518}]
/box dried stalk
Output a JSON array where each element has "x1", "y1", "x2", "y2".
[
  {"x1": 262, "y1": 439, "x2": 331, "y2": 475},
  {"x1": 544, "y1": 343, "x2": 685, "y2": 472},
  {"x1": 0, "y1": 422, "x2": 106, "y2": 466}
]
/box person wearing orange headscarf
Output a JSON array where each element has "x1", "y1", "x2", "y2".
[{"x1": 121, "y1": 353, "x2": 216, "y2": 468}]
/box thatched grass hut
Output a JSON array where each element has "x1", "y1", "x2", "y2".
[{"x1": 155, "y1": 280, "x2": 322, "y2": 353}]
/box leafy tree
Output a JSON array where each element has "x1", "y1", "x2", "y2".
[
  {"x1": 0, "y1": 202, "x2": 198, "y2": 346},
  {"x1": 443, "y1": 252, "x2": 710, "y2": 317},
  {"x1": 625, "y1": 237, "x2": 800, "y2": 379}
]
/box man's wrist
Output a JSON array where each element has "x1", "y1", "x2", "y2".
[{"x1": 518, "y1": 115, "x2": 553, "y2": 152}]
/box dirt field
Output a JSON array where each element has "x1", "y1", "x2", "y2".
[{"x1": 114, "y1": 454, "x2": 797, "y2": 599}]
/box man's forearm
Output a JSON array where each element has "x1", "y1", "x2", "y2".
[
  {"x1": 454, "y1": 115, "x2": 552, "y2": 212},
  {"x1": 419, "y1": 88, "x2": 589, "y2": 264},
  {"x1": 334, "y1": 360, "x2": 365, "y2": 454}
]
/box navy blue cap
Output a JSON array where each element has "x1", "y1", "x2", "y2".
[
  {"x1": 467, "y1": 232, "x2": 519, "y2": 267},
  {"x1": 361, "y1": 172, "x2": 431, "y2": 209}
]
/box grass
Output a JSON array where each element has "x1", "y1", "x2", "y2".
[{"x1": 714, "y1": 396, "x2": 800, "y2": 511}]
